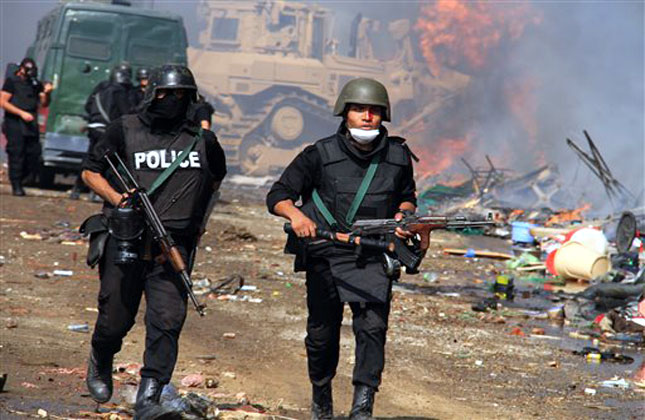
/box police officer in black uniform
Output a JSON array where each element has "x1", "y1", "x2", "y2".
[
  {"x1": 266, "y1": 78, "x2": 417, "y2": 420},
  {"x1": 0, "y1": 58, "x2": 53, "y2": 196},
  {"x1": 131, "y1": 67, "x2": 150, "y2": 109},
  {"x1": 81, "y1": 64, "x2": 226, "y2": 416},
  {"x1": 71, "y1": 65, "x2": 136, "y2": 199}
]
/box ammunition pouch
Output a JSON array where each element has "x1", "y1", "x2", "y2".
[{"x1": 79, "y1": 214, "x2": 109, "y2": 268}]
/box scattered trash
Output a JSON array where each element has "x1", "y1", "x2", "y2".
[
  {"x1": 600, "y1": 378, "x2": 630, "y2": 389},
  {"x1": 493, "y1": 275, "x2": 514, "y2": 300},
  {"x1": 423, "y1": 272, "x2": 439, "y2": 283},
  {"x1": 180, "y1": 373, "x2": 204, "y2": 388},
  {"x1": 223, "y1": 333, "x2": 236, "y2": 339},
  {"x1": 20, "y1": 231, "x2": 43, "y2": 240},
  {"x1": 37, "y1": 408, "x2": 48, "y2": 418},
  {"x1": 53, "y1": 270, "x2": 73, "y2": 277},
  {"x1": 443, "y1": 248, "x2": 514, "y2": 260},
  {"x1": 205, "y1": 377, "x2": 219, "y2": 388},
  {"x1": 67, "y1": 323, "x2": 89, "y2": 333},
  {"x1": 510, "y1": 327, "x2": 525, "y2": 337},
  {"x1": 572, "y1": 347, "x2": 635, "y2": 364},
  {"x1": 34, "y1": 271, "x2": 52, "y2": 279},
  {"x1": 0, "y1": 373, "x2": 7, "y2": 392},
  {"x1": 239, "y1": 285, "x2": 257, "y2": 291},
  {"x1": 584, "y1": 388, "x2": 596, "y2": 396},
  {"x1": 472, "y1": 297, "x2": 499, "y2": 312},
  {"x1": 475, "y1": 360, "x2": 483, "y2": 366}
]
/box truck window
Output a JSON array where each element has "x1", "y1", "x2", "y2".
[
  {"x1": 124, "y1": 16, "x2": 186, "y2": 65},
  {"x1": 65, "y1": 13, "x2": 115, "y2": 61},
  {"x1": 210, "y1": 17, "x2": 238, "y2": 41}
]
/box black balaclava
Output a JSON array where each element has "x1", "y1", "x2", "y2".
[{"x1": 145, "y1": 93, "x2": 190, "y2": 130}]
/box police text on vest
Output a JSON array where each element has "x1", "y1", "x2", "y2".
[{"x1": 133, "y1": 150, "x2": 201, "y2": 170}]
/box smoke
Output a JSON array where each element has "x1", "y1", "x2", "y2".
[
  {"x1": 1, "y1": 1, "x2": 642, "y2": 213},
  {"x1": 322, "y1": 0, "x2": 644, "y2": 213}
]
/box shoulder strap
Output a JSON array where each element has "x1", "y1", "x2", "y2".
[
  {"x1": 95, "y1": 92, "x2": 111, "y2": 123},
  {"x1": 311, "y1": 153, "x2": 381, "y2": 228},
  {"x1": 344, "y1": 154, "x2": 380, "y2": 225},
  {"x1": 148, "y1": 128, "x2": 202, "y2": 196}
]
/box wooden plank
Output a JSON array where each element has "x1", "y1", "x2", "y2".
[{"x1": 442, "y1": 248, "x2": 514, "y2": 259}]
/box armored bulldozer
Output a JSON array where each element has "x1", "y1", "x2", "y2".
[{"x1": 188, "y1": 0, "x2": 470, "y2": 175}]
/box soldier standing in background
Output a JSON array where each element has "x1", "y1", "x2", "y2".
[
  {"x1": 70, "y1": 64, "x2": 136, "y2": 200},
  {"x1": 0, "y1": 58, "x2": 53, "y2": 196},
  {"x1": 266, "y1": 78, "x2": 417, "y2": 420},
  {"x1": 131, "y1": 67, "x2": 149, "y2": 109}
]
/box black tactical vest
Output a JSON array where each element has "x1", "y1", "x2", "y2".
[
  {"x1": 300, "y1": 133, "x2": 411, "y2": 231},
  {"x1": 121, "y1": 114, "x2": 213, "y2": 231}
]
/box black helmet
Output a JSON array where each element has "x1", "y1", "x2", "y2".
[
  {"x1": 136, "y1": 67, "x2": 149, "y2": 81},
  {"x1": 142, "y1": 64, "x2": 198, "y2": 106},
  {"x1": 20, "y1": 57, "x2": 38, "y2": 79},
  {"x1": 110, "y1": 64, "x2": 132, "y2": 85},
  {"x1": 333, "y1": 77, "x2": 391, "y2": 122}
]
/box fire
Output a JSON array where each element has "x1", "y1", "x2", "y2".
[
  {"x1": 414, "y1": 137, "x2": 469, "y2": 177},
  {"x1": 415, "y1": 0, "x2": 540, "y2": 75},
  {"x1": 545, "y1": 203, "x2": 592, "y2": 226}
]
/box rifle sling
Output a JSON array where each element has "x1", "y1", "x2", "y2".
[
  {"x1": 312, "y1": 154, "x2": 380, "y2": 229},
  {"x1": 147, "y1": 128, "x2": 202, "y2": 196}
]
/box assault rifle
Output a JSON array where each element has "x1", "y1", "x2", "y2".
[
  {"x1": 351, "y1": 214, "x2": 495, "y2": 273},
  {"x1": 285, "y1": 214, "x2": 494, "y2": 276},
  {"x1": 105, "y1": 152, "x2": 206, "y2": 316}
]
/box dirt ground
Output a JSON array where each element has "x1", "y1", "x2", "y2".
[{"x1": 1, "y1": 182, "x2": 644, "y2": 419}]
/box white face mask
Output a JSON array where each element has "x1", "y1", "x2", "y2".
[{"x1": 349, "y1": 128, "x2": 380, "y2": 144}]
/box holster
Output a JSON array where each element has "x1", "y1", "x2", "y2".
[{"x1": 79, "y1": 214, "x2": 109, "y2": 268}]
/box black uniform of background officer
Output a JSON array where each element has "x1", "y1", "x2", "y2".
[
  {"x1": 0, "y1": 58, "x2": 53, "y2": 196},
  {"x1": 131, "y1": 67, "x2": 149, "y2": 109},
  {"x1": 266, "y1": 78, "x2": 416, "y2": 420},
  {"x1": 81, "y1": 65, "x2": 226, "y2": 416},
  {"x1": 71, "y1": 64, "x2": 136, "y2": 199}
]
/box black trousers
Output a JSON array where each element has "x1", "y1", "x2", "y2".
[
  {"x1": 91, "y1": 235, "x2": 194, "y2": 383},
  {"x1": 3, "y1": 118, "x2": 41, "y2": 183},
  {"x1": 305, "y1": 258, "x2": 391, "y2": 390}
]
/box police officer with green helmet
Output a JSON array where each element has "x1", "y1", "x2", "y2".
[
  {"x1": 267, "y1": 78, "x2": 417, "y2": 419},
  {"x1": 81, "y1": 64, "x2": 226, "y2": 417}
]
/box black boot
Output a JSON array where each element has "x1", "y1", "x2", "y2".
[
  {"x1": 349, "y1": 385, "x2": 375, "y2": 420},
  {"x1": 134, "y1": 377, "x2": 181, "y2": 420},
  {"x1": 311, "y1": 383, "x2": 333, "y2": 420},
  {"x1": 11, "y1": 181, "x2": 25, "y2": 196},
  {"x1": 85, "y1": 348, "x2": 113, "y2": 403}
]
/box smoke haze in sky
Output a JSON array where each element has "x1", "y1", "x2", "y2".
[{"x1": 1, "y1": 0, "x2": 642, "y2": 212}]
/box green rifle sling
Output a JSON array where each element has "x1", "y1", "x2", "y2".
[
  {"x1": 147, "y1": 128, "x2": 202, "y2": 196},
  {"x1": 312, "y1": 154, "x2": 380, "y2": 229}
]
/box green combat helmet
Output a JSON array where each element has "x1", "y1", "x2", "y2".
[
  {"x1": 142, "y1": 64, "x2": 198, "y2": 107},
  {"x1": 333, "y1": 77, "x2": 391, "y2": 122}
]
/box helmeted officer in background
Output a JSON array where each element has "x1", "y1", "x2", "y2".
[
  {"x1": 0, "y1": 58, "x2": 53, "y2": 196},
  {"x1": 81, "y1": 64, "x2": 226, "y2": 416},
  {"x1": 70, "y1": 63, "x2": 137, "y2": 199},
  {"x1": 131, "y1": 67, "x2": 150, "y2": 108},
  {"x1": 266, "y1": 78, "x2": 417, "y2": 420}
]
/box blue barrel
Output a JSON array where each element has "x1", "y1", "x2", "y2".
[{"x1": 511, "y1": 222, "x2": 537, "y2": 243}]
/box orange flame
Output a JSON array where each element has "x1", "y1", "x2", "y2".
[
  {"x1": 545, "y1": 203, "x2": 592, "y2": 226},
  {"x1": 414, "y1": 137, "x2": 469, "y2": 177},
  {"x1": 416, "y1": 0, "x2": 540, "y2": 75}
]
